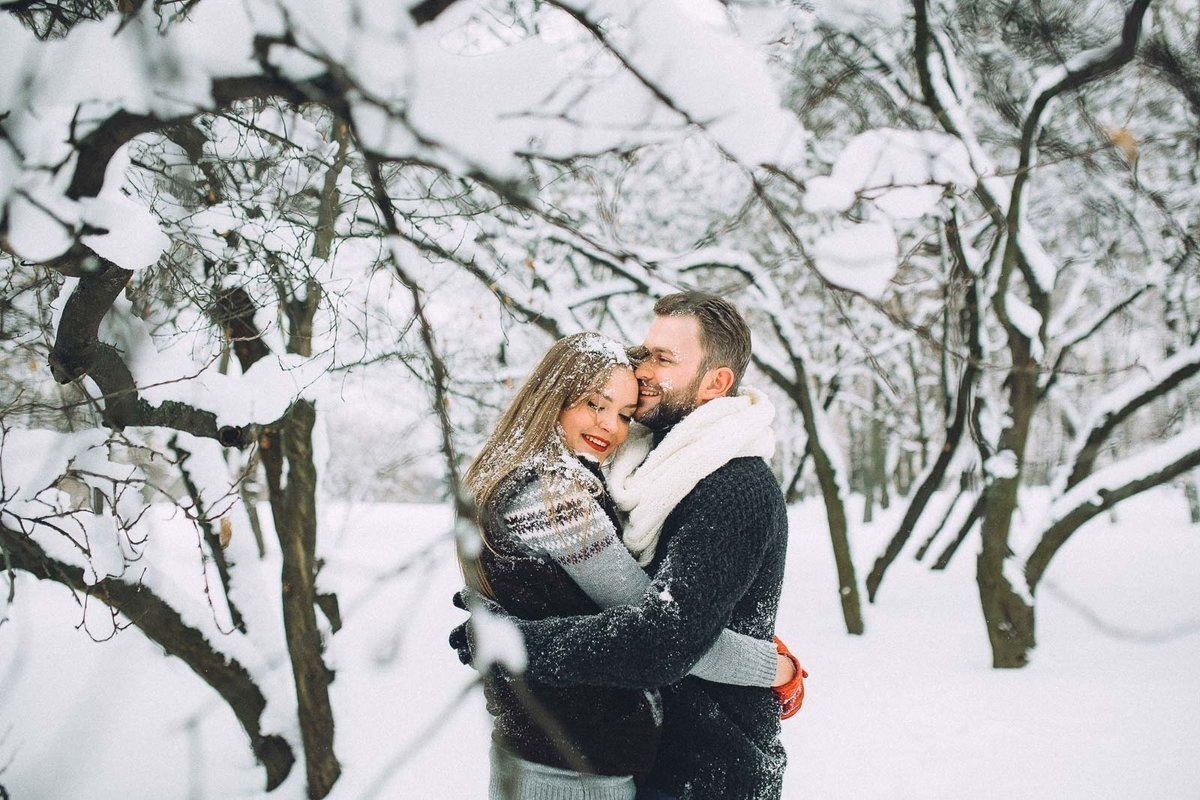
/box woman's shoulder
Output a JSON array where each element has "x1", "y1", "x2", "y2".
[{"x1": 491, "y1": 450, "x2": 599, "y2": 513}]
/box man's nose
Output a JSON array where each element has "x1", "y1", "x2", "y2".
[{"x1": 634, "y1": 362, "x2": 654, "y2": 382}]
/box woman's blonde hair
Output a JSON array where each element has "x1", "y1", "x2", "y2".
[{"x1": 465, "y1": 332, "x2": 633, "y2": 515}]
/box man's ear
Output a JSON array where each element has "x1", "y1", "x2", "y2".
[{"x1": 697, "y1": 366, "x2": 735, "y2": 401}]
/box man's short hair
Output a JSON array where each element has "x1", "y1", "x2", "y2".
[{"x1": 654, "y1": 291, "x2": 751, "y2": 394}]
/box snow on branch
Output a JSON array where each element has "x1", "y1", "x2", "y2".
[
  {"x1": 1005, "y1": 0, "x2": 1153, "y2": 299},
  {"x1": 804, "y1": 128, "x2": 974, "y2": 220},
  {"x1": 1025, "y1": 424, "x2": 1200, "y2": 592},
  {"x1": 46, "y1": 267, "x2": 306, "y2": 442},
  {"x1": 0, "y1": 516, "x2": 295, "y2": 790},
  {"x1": 546, "y1": 0, "x2": 806, "y2": 168},
  {"x1": 1, "y1": 0, "x2": 807, "y2": 270},
  {"x1": 1020, "y1": 0, "x2": 1154, "y2": 126},
  {"x1": 1060, "y1": 342, "x2": 1200, "y2": 491},
  {"x1": 911, "y1": 4, "x2": 1009, "y2": 228}
]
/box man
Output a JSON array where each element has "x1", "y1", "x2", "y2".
[{"x1": 456, "y1": 291, "x2": 794, "y2": 799}]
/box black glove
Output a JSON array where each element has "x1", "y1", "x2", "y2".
[
  {"x1": 452, "y1": 587, "x2": 506, "y2": 614},
  {"x1": 449, "y1": 619, "x2": 474, "y2": 666}
]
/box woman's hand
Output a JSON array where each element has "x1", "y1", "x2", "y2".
[{"x1": 772, "y1": 636, "x2": 808, "y2": 719}]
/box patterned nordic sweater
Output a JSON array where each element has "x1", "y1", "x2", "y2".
[{"x1": 511, "y1": 456, "x2": 790, "y2": 800}]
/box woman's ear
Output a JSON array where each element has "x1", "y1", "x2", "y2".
[{"x1": 698, "y1": 366, "x2": 735, "y2": 401}]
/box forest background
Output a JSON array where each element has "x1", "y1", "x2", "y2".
[{"x1": 1, "y1": 0, "x2": 1198, "y2": 798}]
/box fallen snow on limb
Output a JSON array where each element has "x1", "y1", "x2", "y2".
[
  {"x1": 804, "y1": 128, "x2": 973, "y2": 218},
  {"x1": 811, "y1": 220, "x2": 898, "y2": 299},
  {"x1": 1049, "y1": 425, "x2": 1200, "y2": 528},
  {"x1": 471, "y1": 605, "x2": 528, "y2": 674}
]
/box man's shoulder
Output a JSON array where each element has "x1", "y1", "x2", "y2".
[
  {"x1": 676, "y1": 456, "x2": 785, "y2": 521},
  {"x1": 699, "y1": 456, "x2": 783, "y2": 495}
]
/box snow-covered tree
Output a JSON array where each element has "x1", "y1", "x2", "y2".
[
  {"x1": 0, "y1": 0, "x2": 815, "y2": 794},
  {"x1": 795, "y1": 0, "x2": 1200, "y2": 667},
  {"x1": 3, "y1": 8, "x2": 1199, "y2": 799}
]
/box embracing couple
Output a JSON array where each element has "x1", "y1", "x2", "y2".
[{"x1": 451, "y1": 292, "x2": 806, "y2": 800}]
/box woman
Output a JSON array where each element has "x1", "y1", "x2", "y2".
[{"x1": 462, "y1": 332, "x2": 792, "y2": 800}]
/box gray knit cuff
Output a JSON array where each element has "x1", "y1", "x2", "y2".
[
  {"x1": 489, "y1": 744, "x2": 636, "y2": 800},
  {"x1": 689, "y1": 629, "x2": 778, "y2": 687}
]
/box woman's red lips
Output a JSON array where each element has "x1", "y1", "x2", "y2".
[{"x1": 581, "y1": 434, "x2": 610, "y2": 452}]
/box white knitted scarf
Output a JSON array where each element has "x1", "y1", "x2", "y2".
[{"x1": 604, "y1": 386, "x2": 776, "y2": 566}]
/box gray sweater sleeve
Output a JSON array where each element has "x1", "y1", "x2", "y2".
[{"x1": 504, "y1": 480, "x2": 777, "y2": 687}]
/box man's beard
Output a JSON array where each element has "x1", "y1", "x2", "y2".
[{"x1": 637, "y1": 376, "x2": 702, "y2": 433}]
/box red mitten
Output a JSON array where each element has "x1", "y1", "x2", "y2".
[{"x1": 773, "y1": 636, "x2": 808, "y2": 719}]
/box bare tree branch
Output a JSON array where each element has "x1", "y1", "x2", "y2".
[{"x1": 0, "y1": 518, "x2": 294, "y2": 790}]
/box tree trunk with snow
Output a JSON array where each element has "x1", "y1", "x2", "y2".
[
  {"x1": 261, "y1": 400, "x2": 341, "y2": 799},
  {"x1": 975, "y1": 319, "x2": 1038, "y2": 667},
  {"x1": 795, "y1": 363, "x2": 864, "y2": 636},
  {"x1": 976, "y1": 483, "x2": 1036, "y2": 668}
]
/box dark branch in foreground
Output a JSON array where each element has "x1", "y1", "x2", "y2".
[
  {"x1": 1, "y1": 519, "x2": 294, "y2": 790},
  {"x1": 47, "y1": 260, "x2": 252, "y2": 446}
]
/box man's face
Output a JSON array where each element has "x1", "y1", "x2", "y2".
[{"x1": 634, "y1": 315, "x2": 708, "y2": 432}]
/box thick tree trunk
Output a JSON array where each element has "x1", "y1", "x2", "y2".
[
  {"x1": 261, "y1": 400, "x2": 341, "y2": 799},
  {"x1": 976, "y1": 333, "x2": 1037, "y2": 668},
  {"x1": 976, "y1": 479, "x2": 1036, "y2": 668}
]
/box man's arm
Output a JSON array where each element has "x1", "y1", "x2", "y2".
[
  {"x1": 511, "y1": 459, "x2": 781, "y2": 688},
  {"x1": 507, "y1": 477, "x2": 778, "y2": 686}
]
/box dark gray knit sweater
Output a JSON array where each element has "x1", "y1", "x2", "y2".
[{"x1": 512, "y1": 455, "x2": 789, "y2": 800}]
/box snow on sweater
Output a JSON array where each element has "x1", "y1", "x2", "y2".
[
  {"x1": 500, "y1": 455, "x2": 777, "y2": 686},
  {"x1": 512, "y1": 454, "x2": 790, "y2": 800}
]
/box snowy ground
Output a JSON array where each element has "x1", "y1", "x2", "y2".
[{"x1": 3, "y1": 489, "x2": 1198, "y2": 799}]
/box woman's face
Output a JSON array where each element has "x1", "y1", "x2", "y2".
[{"x1": 558, "y1": 367, "x2": 638, "y2": 463}]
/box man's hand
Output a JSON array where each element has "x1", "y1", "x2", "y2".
[
  {"x1": 449, "y1": 589, "x2": 479, "y2": 666},
  {"x1": 448, "y1": 619, "x2": 474, "y2": 667},
  {"x1": 773, "y1": 636, "x2": 808, "y2": 719}
]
